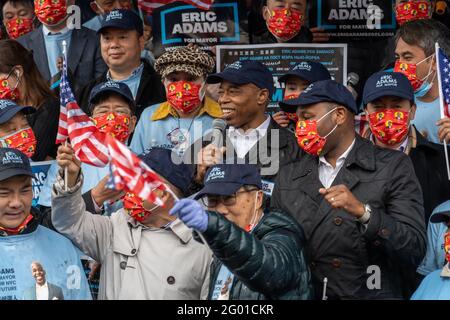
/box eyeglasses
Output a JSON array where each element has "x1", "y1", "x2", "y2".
[{"x1": 201, "y1": 188, "x2": 258, "y2": 208}]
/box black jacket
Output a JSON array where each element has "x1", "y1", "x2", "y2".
[
  {"x1": 204, "y1": 209, "x2": 313, "y2": 300},
  {"x1": 76, "y1": 60, "x2": 166, "y2": 121},
  {"x1": 409, "y1": 127, "x2": 450, "y2": 224},
  {"x1": 186, "y1": 117, "x2": 302, "y2": 195},
  {"x1": 271, "y1": 135, "x2": 426, "y2": 299}
]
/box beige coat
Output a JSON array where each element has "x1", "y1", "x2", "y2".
[{"x1": 51, "y1": 173, "x2": 212, "y2": 300}]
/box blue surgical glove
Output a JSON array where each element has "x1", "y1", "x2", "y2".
[{"x1": 169, "y1": 199, "x2": 208, "y2": 232}]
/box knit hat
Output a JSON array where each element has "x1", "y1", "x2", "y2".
[{"x1": 154, "y1": 44, "x2": 216, "y2": 79}]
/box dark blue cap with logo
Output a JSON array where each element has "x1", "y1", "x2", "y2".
[
  {"x1": 0, "y1": 148, "x2": 33, "y2": 181},
  {"x1": 98, "y1": 9, "x2": 143, "y2": 36},
  {"x1": 279, "y1": 80, "x2": 357, "y2": 113},
  {"x1": 206, "y1": 60, "x2": 274, "y2": 96},
  {"x1": 0, "y1": 99, "x2": 35, "y2": 125},
  {"x1": 362, "y1": 71, "x2": 414, "y2": 106},
  {"x1": 89, "y1": 81, "x2": 135, "y2": 113},
  {"x1": 140, "y1": 148, "x2": 193, "y2": 196},
  {"x1": 194, "y1": 164, "x2": 262, "y2": 199},
  {"x1": 279, "y1": 61, "x2": 331, "y2": 84}
]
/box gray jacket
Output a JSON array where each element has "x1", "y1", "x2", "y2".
[{"x1": 51, "y1": 172, "x2": 212, "y2": 300}]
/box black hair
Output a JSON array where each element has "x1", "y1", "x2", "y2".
[
  {"x1": 89, "y1": 91, "x2": 135, "y2": 116},
  {"x1": 1, "y1": 0, "x2": 34, "y2": 11},
  {"x1": 395, "y1": 19, "x2": 450, "y2": 57}
]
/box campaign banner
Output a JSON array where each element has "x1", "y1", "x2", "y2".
[
  {"x1": 31, "y1": 160, "x2": 54, "y2": 207},
  {"x1": 216, "y1": 43, "x2": 347, "y2": 110},
  {"x1": 152, "y1": 0, "x2": 249, "y2": 55},
  {"x1": 309, "y1": 0, "x2": 396, "y2": 39}
]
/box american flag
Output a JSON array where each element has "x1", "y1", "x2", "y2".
[
  {"x1": 55, "y1": 56, "x2": 69, "y2": 144},
  {"x1": 137, "y1": 0, "x2": 213, "y2": 15},
  {"x1": 60, "y1": 61, "x2": 109, "y2": 167},
  {"x1": 106, "y1": 135, "x2": 168, "y2": 206},
  {"x1": 438, "y1": 47, "x2": 450, "y2": 117}
]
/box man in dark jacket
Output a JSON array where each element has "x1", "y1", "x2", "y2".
[
  {"x1": 271, "y1": 80, "x2": 426, "y2": 299},
  {"x1": 170, "y1": 164, "x2": 313, "y2": 300},
  {"x1": 251, "y1": 0, "x2": 312, "y2": 44},
  {"x1": 361, "y1": 71, "x2": 450, "y2": 224},
  {"x1": 76, "y1": 9, "x2": 166, "y2": 121},
  {"x1": 17, "y1": 0, "x2": 107, "y2": 92},
  {"x1": 186, "y1": 60, "x2": 301, "y2": 199}
]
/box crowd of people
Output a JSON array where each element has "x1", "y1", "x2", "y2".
[{"x1": 0, "y1": 0, "x2": 450, "y2": 301}]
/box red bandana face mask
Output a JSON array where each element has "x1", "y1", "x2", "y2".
[
  {"x1": 0, "y1": 214, "x2": 33, "y2": 235},
  {"x1": 92, "y1": 112, "x2": 131, "y2": 143},
  {"x1": 0, "y1": 76, "x2": 20, "y2": 101},
  {"x1": 34, "y1": 0, "x2": 67, "y2": 26},
  {"x1": 395, "y1": 1, "x2": 431, "y2": 26},
  {"x1": 445, "y1": 230, "x2": 450, "y2": 263},
  {"x1": 368, "y1": 109, "x2": 409, "y2": 145},
  {"x1": 123, "y1": 192, "x2": 154, "y2": 222},
  {"x1": 0, "y1": 127, "x2": 36, "y2": 158},
  {"x1": 266, "y1": 7, "x2": 303, "y2": 41},
  {"x1": 166, "y1": 81, "x2": 202, "y2": 114},
  {"x1": 5, "y1": 17, "x2": 34, "y2": 39},
  {"x1": 295, "y1": 108, "x2": 337, "y2": 156},
  {"x1": 283, "y1": 93, "x2": 299, "y2": 123}
]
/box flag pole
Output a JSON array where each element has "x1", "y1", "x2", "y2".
[
  {"x1": 435, "y1": 42, "x2": 450, "y2": 180},
  {"x1": 62, "y1": 40, "x2": 69, "y2": 191}
]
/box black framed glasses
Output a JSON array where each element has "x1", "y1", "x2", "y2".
[{"x1": 201, "y1": 188, "x2": 258, "y2": 208}]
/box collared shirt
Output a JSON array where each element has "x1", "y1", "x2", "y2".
[
  {"x1": 42, "y1": 25, "x2": 73, "y2": 77},
  {"x1": 106, "y1": 63, "x2": 144, "y2": 99},
  {"x1": 130, "y1": 96, "x2": 222, "y2": 155},
  {"x1": 36, "y1": 281, "x2": 49, "y2": 300},
  {"x1": 318, "y1": 139, "x2": 356, "y2": 189},
  {"x1": 228, "y1": 116, "x2": 271, "y2": 159}
]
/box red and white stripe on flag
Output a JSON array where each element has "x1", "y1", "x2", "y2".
[
  {"x1": 66, "y1": 101, "x2": 109, "y2": 167},
  {"x1": 106, "y1": 135, "x2": 167, "y2": 206},
  {"x1": 138, "y1": 0, "x2": 213, "y2": 14}
]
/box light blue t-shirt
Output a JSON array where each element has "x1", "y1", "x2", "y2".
[
  {"x1": 130, "y1": 103, "x2": 215, "y2": 156},
  {"x1": 83, "y1": 15, "x2": 103, "y2": 32},
  {"x1": 417, "y1": 200, "x2": 450, "y2": 276},
  {"x1": 411, "y1": 98, "x2": 442, "y2": 144},
  {"x1": 211, "y1": 265, "x2": 234, "y2": 300},
  {"x1": 411, "y1": 269, "x2": 450, "y2": 300},
  {"x1": 0, "y1": 225, "x2": 92, "y2": 300},
  {"x1": 42, "y1": 27, "x2": 73, "y2": 77},
  {"x1": 107, "y1": 63, "x2": 144, "y2": 99}
]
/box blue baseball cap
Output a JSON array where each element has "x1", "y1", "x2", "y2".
[
  {"x1": 206, "y1": 60, "x2": 274, "y2": 96},
  {"x1": 0, "y1": 99, "x2": 35, "y2": 125},
  {"x1": 98, "y1": 9, "x2": 143, "y2": 36},
  {"x1": 0, "y1": 148, "x2": 33, "y2": 181},
  {"x1": 279, "y1": 80, "x2": 357, "y2": 113},
  {"x1": 279, "y1": 61, "x2": 331, "y2": 84},
  {"x1": 194, "y1": 164, "x2": 262, "y2": 199},
  {"x1": 362, "y1": 71, "x2": 414, "y2": 106},
  {"x1": 89, "y1": 81, "x2": 135, "y2": 114},
  {"x1": 429, "y1": 200, "x2": 450, "y2": 223},
  {"x1": 140, "y1": 148, "x2": 193, "y2": 196}
]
